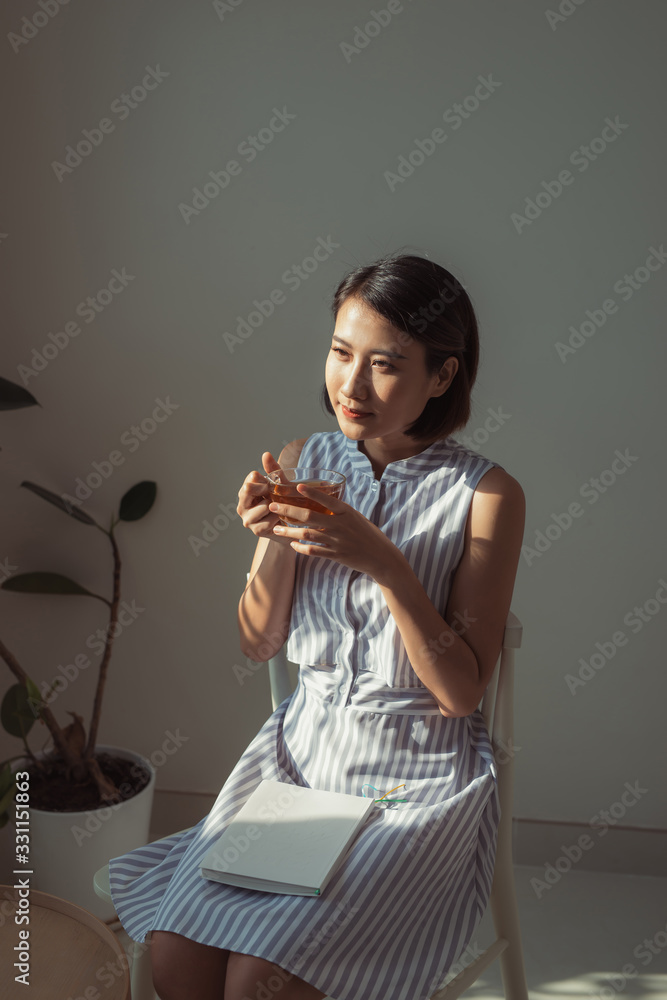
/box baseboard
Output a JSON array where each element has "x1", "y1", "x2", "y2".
[{"x1": 511, "y1": 815, "x2": 667, "y2": 878}]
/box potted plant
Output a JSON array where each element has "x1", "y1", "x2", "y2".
[{"x1": 0, "y1": 376, "x2": 158, "y2": 919}]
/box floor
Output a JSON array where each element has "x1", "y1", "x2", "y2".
[{"x1": 111, "y1": 864, "x2": 667, "y2": 999}]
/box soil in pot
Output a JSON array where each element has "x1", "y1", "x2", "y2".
[{"x1": 20, "y1": 751, "x2": 151, "y2": 812}]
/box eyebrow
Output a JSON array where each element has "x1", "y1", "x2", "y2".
[{"x1": 331, "y1": 334, "x2": 408, "y2": 360}]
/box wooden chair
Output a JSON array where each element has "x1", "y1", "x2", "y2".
[{"x1": 94, "y1": 595, "x2": 528, "y2": 1000}]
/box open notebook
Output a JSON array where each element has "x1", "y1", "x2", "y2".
[{"x1": 199, "y1": 778, "x2": 377, "y2": 896}]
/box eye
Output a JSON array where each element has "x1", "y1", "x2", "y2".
[{"x1": 330, "y1": 347, "x2": 396, "y2": 370}]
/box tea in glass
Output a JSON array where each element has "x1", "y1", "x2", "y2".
[{"x1": 265, "y1": 468, "x2": 346, "y2": 539}]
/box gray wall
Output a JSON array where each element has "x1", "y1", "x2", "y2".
[{"x1": 1, "y1": 0, "x2": 665, "y2": 836}]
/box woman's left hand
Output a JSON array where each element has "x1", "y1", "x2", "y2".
[{"x1": 269, "y1": 484, "x2": 400, "y2": 582}]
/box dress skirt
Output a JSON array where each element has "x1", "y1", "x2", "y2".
[{"x1": 109, "y1": 665, "x2": 500, "y2": 1000}]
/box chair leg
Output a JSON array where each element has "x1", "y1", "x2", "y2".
[
  {"x1": 128, "y1": 934, "x2": 157, "y2": 1000},
  {"x1": 488, "y1": 808, "x2": 529, "y2": 1000}
]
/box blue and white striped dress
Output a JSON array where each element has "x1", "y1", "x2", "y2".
[{"x1": 109, "y1": 429, "x2": 503, "y2": 1000}]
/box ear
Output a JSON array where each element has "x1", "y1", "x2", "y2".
[{"x1": 431, "y1": 356, "x2": 459, "y2": 397}]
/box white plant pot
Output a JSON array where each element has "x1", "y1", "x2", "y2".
[{"x1": 14, "y1": 743, "x2": 155, "y2": 921}]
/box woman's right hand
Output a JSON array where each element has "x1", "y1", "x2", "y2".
[{"x1": 237, "y1": 451, "x2": 294, "y2": 546}]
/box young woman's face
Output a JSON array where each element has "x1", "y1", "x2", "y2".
[{"x1": 325, "y1": 296, "x2": 457, "y2": 446}]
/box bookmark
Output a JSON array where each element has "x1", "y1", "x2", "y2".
[{"x1": 361, "y1": 783, "x2": 408, "y2": 805}]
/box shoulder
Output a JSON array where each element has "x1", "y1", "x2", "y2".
[
  {"x1": 468, "y1": 465, "x2": 525, "y2": 539},
  {"x1": 278, "y1": 437, "x2": 309, "y2": 467},
  {"x1": 277, "y1": 430, "x2": 343, "y2": 468}
]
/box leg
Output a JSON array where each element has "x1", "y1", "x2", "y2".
[
  {"x1": 224, "y1": 952, "x2": 328, "y2": 1000},
  {"x1": 150, "y1": 929, "x2": 230, "y2": 1000}
]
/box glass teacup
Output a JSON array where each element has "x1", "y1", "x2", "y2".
[{"x1": 265, "y1": 467, "x2": 346, "y2": 544}]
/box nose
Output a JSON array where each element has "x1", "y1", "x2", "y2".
[{"x1": 341, "y1": 363, "x2": 372, "y2": 402}]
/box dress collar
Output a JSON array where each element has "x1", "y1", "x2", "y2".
[{"x1": 341, "y1": 432, "x2": 458, "y2": 482}]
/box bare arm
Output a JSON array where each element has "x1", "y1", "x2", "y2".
[
  {"x1": 237, "y1": 438, "x2": 308, "y2": 661},
  {"x1": 374, "y1": 467, "x2": 525, "y2": 717}
]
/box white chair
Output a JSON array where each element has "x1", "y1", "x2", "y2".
[{"x1": 94, "y1": 588, "x2": 528, "y2": 1000}]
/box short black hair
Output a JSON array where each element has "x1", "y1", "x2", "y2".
[{"x1": 320, "y1": 251, "x2": 480, "y2": 441}]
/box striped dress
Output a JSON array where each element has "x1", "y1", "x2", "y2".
[{"x1": 109, "y1": 429, "x2": 503, "y2": 1000}]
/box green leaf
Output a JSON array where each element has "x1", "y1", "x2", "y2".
[
  {"x1": 119, "y1": 480, "x2": 157, "y2": 521},
  {"x1": 20, "y1": 480, "x2": 97, "y2": 525},
  {"x1": 1, "y1": 571, "x2": 101, "y2": 599},
  {"x1": 1, "y1": 684, "x2": 37, "y2": 738},
  {"x1": 0, "y1": 377, "x2": 40, "y2": 411}
]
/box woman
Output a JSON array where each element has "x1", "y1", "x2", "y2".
[{"x1": 110, "y1": 252, "x2": 525, "y2": 1000}]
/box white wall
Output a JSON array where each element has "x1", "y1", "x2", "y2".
[{"x1": 1, "y1": 0, "x2": 665, "y2": 834}]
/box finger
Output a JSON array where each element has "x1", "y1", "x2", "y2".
[
  {"x1": 263, "y1": 451, "x2": 290, "y2": 486},
  {"x1": 243, "y1": 473, "x2": 269, "y2": 492},
  {"x1": 294, "y1": 483, "x2": 342, "y2": 511},
  {"x1": 243, "y1": 483, "x2": 270, "y2": 507},
  {"x1": 268, "y1": 501, "x2": 324, "y2": 524},
  {"x1": 273, "y1": 524, "x2": 326, "y2": 544}
]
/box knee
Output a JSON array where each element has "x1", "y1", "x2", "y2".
[
  {"x1": 150, "y1": 930, "x2": 228, "y2": 1000},
  {"x1": 226, "y1": 953, "x2": 295, "y2": 1000}
]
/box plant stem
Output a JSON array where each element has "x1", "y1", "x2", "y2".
[
  {"x1": 0, "y1": 636, "x2": 83, "y2": 775},
  {"x1": 84, "y1": 527, "x2": 121, "y2": 759}
]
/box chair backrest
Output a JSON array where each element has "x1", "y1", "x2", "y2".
[{"x1": 480, "y1": 611, "x2": 523, "y2": 754}]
